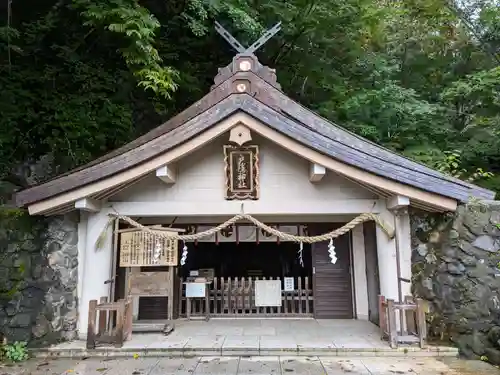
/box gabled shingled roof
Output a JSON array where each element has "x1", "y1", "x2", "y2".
[{"x1": 15, "y1": 53, "x2": 495, "y2": 209}]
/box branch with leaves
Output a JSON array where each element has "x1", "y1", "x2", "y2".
[{"x1": 72, "y1": 0, "x2": 179, "y2": 99}]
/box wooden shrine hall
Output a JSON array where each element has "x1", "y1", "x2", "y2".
[{"x1": 15, "y1": 21, "x2": 495, "y2": 348}]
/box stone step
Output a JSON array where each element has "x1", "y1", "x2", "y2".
[{"x1": 30, "y1": 345, "x2": 458, "y2": 359}]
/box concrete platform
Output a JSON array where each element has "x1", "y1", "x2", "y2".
[
  {"x1": 32, "y1": 319, "x2": 458, "y2": 359},
  {"x1": 5, "y1": 356, "x2": 497, "y2": 375}
]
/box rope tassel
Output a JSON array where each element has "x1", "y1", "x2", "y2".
[{"x1": 94, "y1": 216, "x2": 115, "y2": 251}]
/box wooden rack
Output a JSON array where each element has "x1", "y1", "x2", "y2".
[
  {"x1": 86, "y1": 297, "x2": 133, "y2": 349},
  {"x1": 379, "y1": 295, "x2": 427, "y2": 348}
]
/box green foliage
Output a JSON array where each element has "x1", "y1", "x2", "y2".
[
  {"x1": 73, "y1": 0, "x2": 179, "y2": 99},
  {"x1": 0, "y1": 208, "x2": 44, "y2": 302},
  {"x1": 0, "y1": 0, "x2": 499, "y2": 197},
  {"x1": 435, "y1": 150, "x2": 494, "y2": 182},
  {"x1": 1, "y1": 341, "x2": 29, "y2": 362}
]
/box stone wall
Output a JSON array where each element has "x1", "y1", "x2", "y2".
[
  {"x1": 412, "y1": 201, "x2": 500, "y2": 363},
  {"x1": 0, "y1": 212, "x2": 78, "y2": 346}
]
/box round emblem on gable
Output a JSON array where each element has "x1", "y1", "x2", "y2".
[
  {"x1": 236, "y1": 83, "x2": 247, "y2": 92},
  {"x1": 239, "y1": 60, "x2": 252, "y2": 71}
]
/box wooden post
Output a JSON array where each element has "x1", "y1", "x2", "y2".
[
  {"x1": 114, "y1": 299, "x2": 125, "y2": 348},
  {"x1": 416, "y1": 298, "x2": 426, "y2": 348},
  {"x1": 205, "y1": 283, "x2": 210, "y2": 321},
  {"x1": 98, "y1": 297, "x2": 107, "y2": 336},
  {"x1": 404, "y1": 295, "x2": 417, "y2": 335},
  {"x1": 125, "y1": 298, "x2": 133, "y2": 341},
  {"x1": 298, "y1": 277, "x2": 303, "y2": 314},
  {"x1": 86, "y1": 300, "x2": 97, "y2": 349},
  {"x1": 386, "y1": 299, "x2": 397, "y2": 348},
  {"x1": 304, "y1": 276, "x2": 310, "y2": 314},
  {"x1": 186, "y1": 297, "x2": 191, "y2": 320},
  {"x1": 108, "y1": 218, "x2": 119, "y2": 330},
  {"x1": 167, "y1": 267, "x2": 173, "y2": 321},
  {"x1": 378, "y1": 295, "x2": 386, "y2": 340},
  {"x1": 179, "y1": 277, "x2": 184, "y2": 318}
]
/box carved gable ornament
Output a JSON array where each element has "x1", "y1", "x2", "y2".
[{"x1": 224, "y1": 144, "x2": 259, "y2": 200}]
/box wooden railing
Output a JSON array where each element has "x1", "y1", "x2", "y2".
[
  {"x1": 379, "y1": 295, "x2": 427, "y2": 348},
  {"x1": 178, "y1": 276, "x2": 314, "y2": 317},
  {"x1": 87, "y1": 297, "x2": 133, "y2": 349}
]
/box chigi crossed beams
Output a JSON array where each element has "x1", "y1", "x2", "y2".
[{"x1": 215, "y1": 20, "x2": 282, "y2": 55}]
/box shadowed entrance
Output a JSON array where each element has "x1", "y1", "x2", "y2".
[{"x1": 178, "y1": 241, "x2": 314, "y2": 318}]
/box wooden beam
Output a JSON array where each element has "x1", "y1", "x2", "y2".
[
  {"x1": 75, "y1": 198, "x2": 101, "y2": 213},
  {"x1": 387, "y1": 195, "x2": 410, "y2": 211},
  {"x1": 109, "y1": 199, "x2": 383, "y2": 217},
  {"x1": 156, "y1": 165, "x2": 176, "y2": 184},
  {"x1": 309, "y1": 163, "x2": 326, "y2": 182}
]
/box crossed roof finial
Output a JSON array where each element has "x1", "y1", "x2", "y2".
[{"x1": 215, "y1": 21, "x2": 282, "y2": 55}]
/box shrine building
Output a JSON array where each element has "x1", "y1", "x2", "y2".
[{"x1": 15, "y1": 23, "x2": 495, "y2": 342}]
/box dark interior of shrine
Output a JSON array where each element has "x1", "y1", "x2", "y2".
[{"x1": 180, "y1": 241, "x2": 312, "y2": 279}]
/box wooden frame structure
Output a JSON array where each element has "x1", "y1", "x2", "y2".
[
  {"x1": 86, "y1": 296, "x2": 132, "y2": 349},
  {"x1": 378, "y1": 295, "x2": 427, "y2": 348}
]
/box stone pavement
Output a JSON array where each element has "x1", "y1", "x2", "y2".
[
  {"x1": 1, "y1": 356, "x2": 498, "y2": 375},
  {"x1": 40, "y1": 319, "x2": 457, "y2": 357}
]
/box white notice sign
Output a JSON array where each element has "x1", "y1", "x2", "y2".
[
  {"x1": 254, "y1": 280, "x2": 282, "y2": 307},
  {"x1": 284, "y1": 277, "x2": 294, "y2": 292},
  {"x1": 185, "y1": 282, "x2": 206, "y2": 298}
]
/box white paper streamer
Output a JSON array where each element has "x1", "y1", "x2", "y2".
[
  {"x1": 298, "y1": 241, "x2": 304, "y2": 267},
  {"x1": 180, "y1": 241, "x2": 188, "y2": 266},
  {"x1": 328, "y1": 239, "x2": 337, "y2": 264}
]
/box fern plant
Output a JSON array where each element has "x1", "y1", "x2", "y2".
[
  {"x1": 72, "y1": 0, "x2": 179, "y2": 99},
  {"x1": 2, "y1": 341, "x2": 29, "y2": 362}
]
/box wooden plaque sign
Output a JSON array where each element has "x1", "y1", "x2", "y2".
[
  {"x1": 119, "y1": 228, "x2": 179, "y2": 267},
  {"x1": 223, "y1": 145, "x2": 259, "y2": 200}
]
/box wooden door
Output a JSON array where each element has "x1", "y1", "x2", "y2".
[{"x1": 311, "y1": 225, "x2": 353, "y2": 319}]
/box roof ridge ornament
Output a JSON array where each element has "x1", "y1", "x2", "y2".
[
  {"x1": 212, "y1": 21, "x2": 282, "y2": 90},
  {"x1": 215, "y1": 21, "x2": 282, "y2": 55}
]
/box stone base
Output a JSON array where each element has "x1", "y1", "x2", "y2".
[{"x1": 30, "y1": 344, "x2": 458, "y2": 359}]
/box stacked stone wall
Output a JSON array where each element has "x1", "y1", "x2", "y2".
[
  {"x1": 0, "y1": 213, "x2": 78, "y2": 346},
  {"x1": 412, "y1": 201, "x2": 500, "y2": 363}
]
